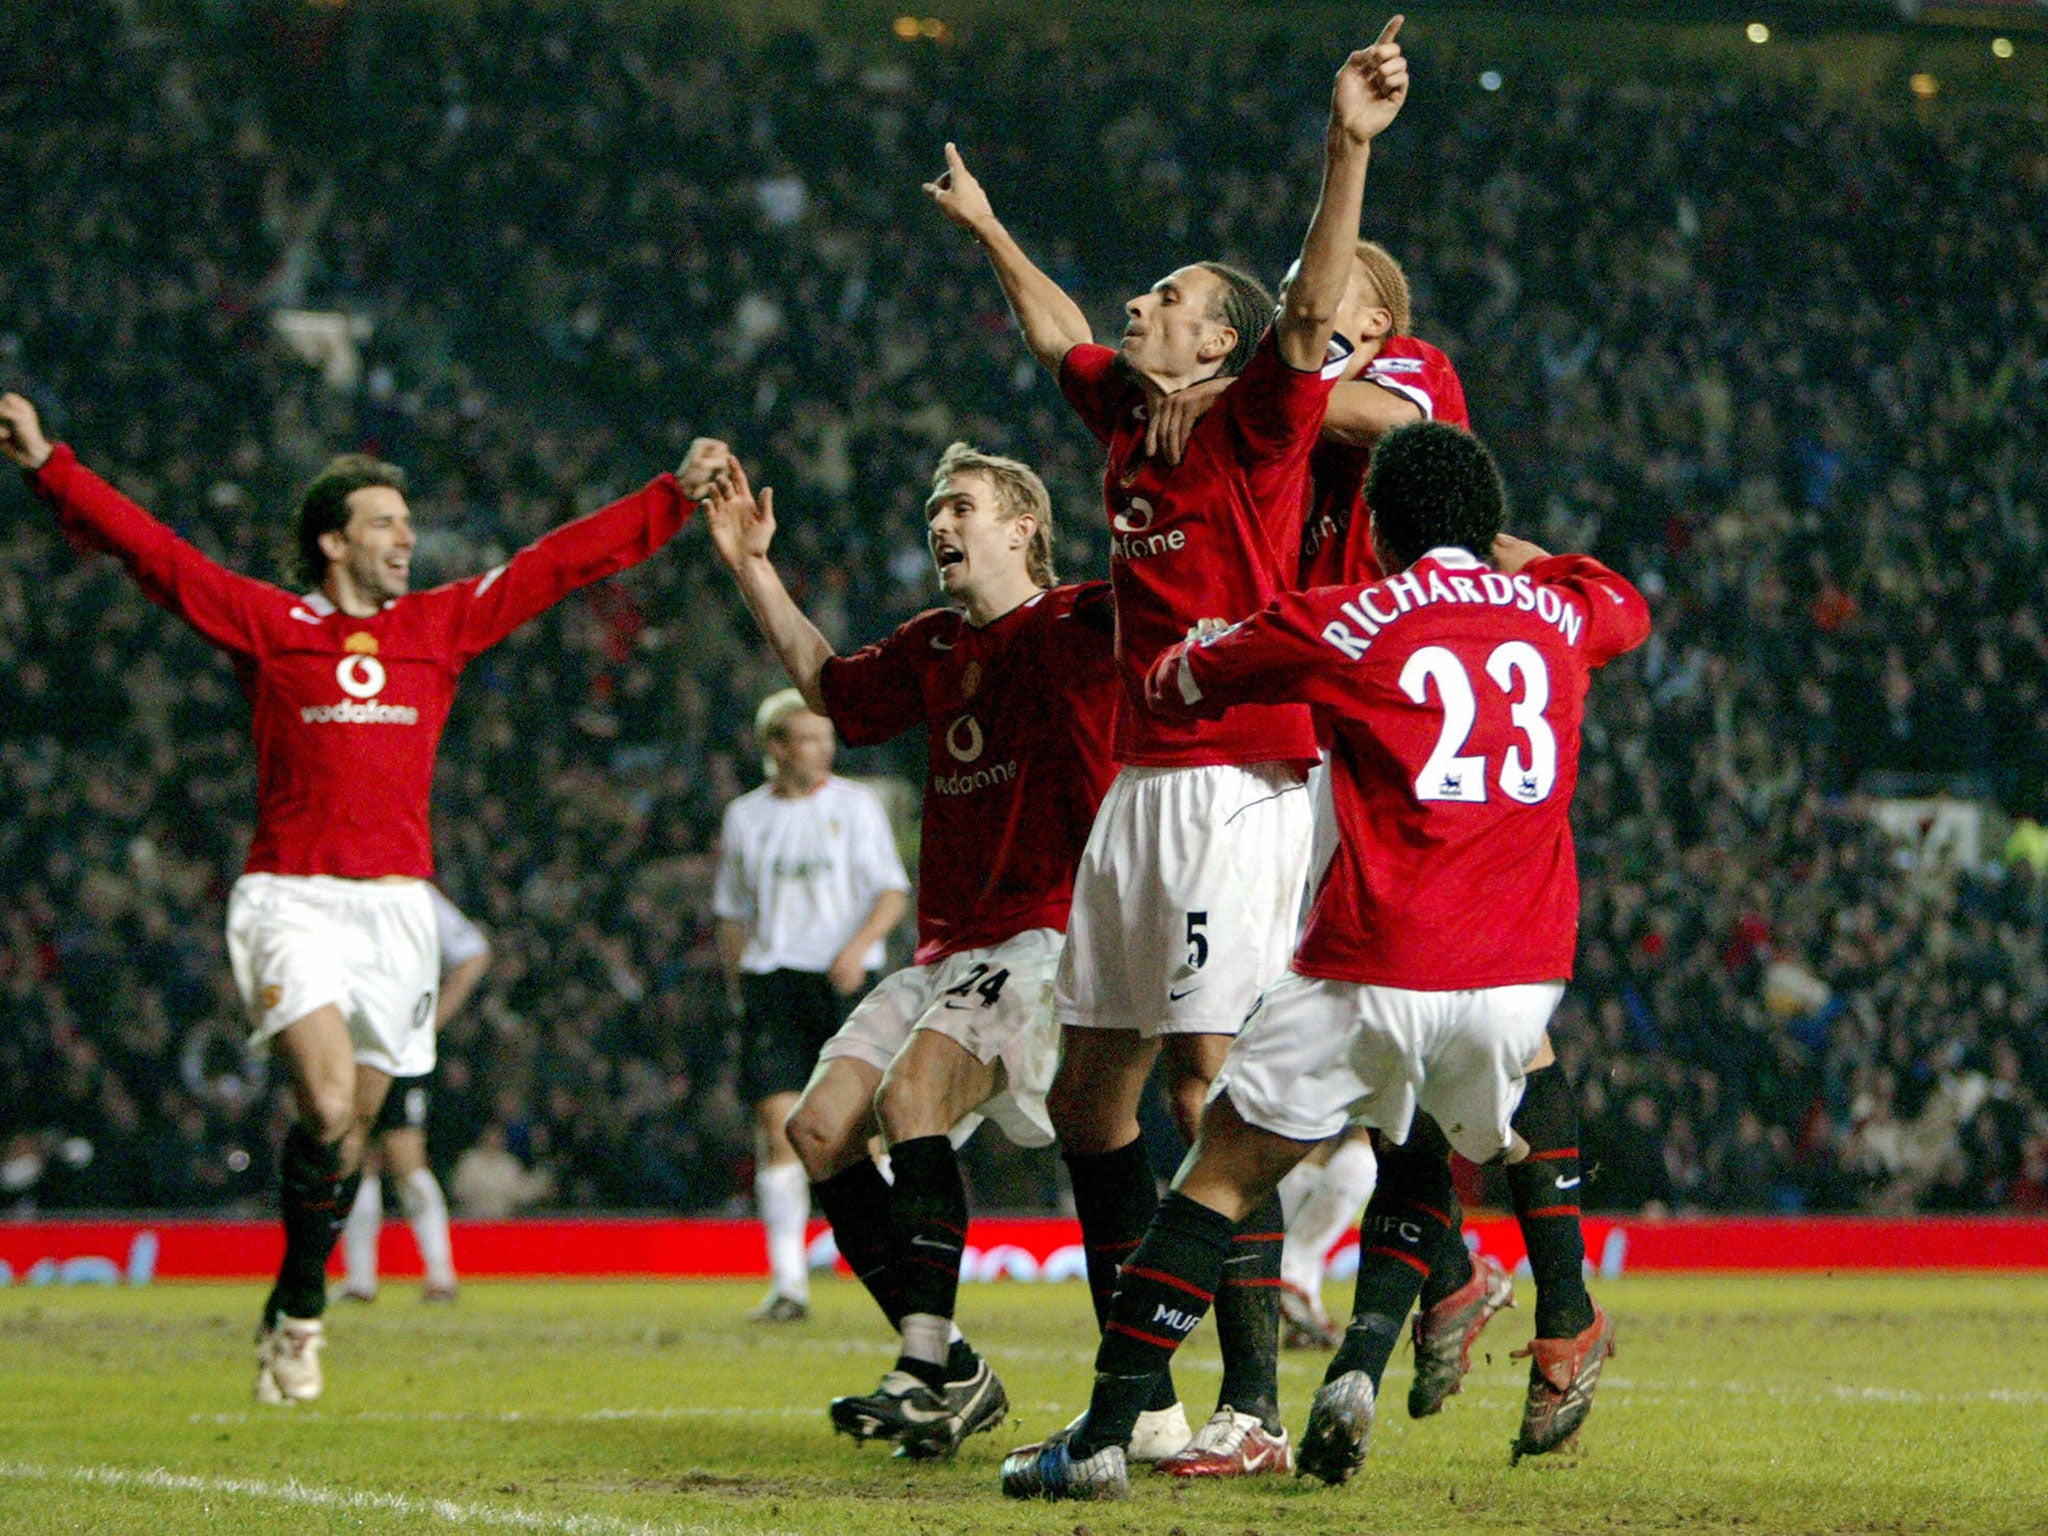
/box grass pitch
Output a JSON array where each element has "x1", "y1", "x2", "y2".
[{"x1": 3, "y1": 1274, "x2": 2045, "y2": 1535}]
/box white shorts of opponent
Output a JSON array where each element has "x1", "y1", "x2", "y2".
[
  {"x1": 226, "y1": 874, "x2": 440, "y2": 1079},
  {"x1": 1216, "y1": 970, "x2": 1566, "y2": 1164},
  {"x1": 820, "y1": 926, "x2": 1064, "y2": 1148},
  {"x1": 1056, "y1": 762, "x2": 1311, "y2": 1037}
]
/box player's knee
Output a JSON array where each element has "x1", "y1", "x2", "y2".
[
  {"x1": 783, "y1": 1101, "x2": 846, "y2": 1181},
  {"x1": 300, "y1": 1090, "x2": 355, "y2": 1148},
  {"x1": 873, "y1": 1072, "x2": 938, "y2": 1144}
]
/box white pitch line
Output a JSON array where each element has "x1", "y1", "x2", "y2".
[
  {"x1": 0, "y1": 1461, "x2": 793, "y2": 1536},
  {"x1": 187, "y1": 1405, "x2": 817, "y2": 1427}
]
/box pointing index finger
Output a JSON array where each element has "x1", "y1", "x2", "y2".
[{"x1": 1374, "y1": 15, "x2": 1404, "y2": 49}]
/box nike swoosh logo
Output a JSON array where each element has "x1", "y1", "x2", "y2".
[
  {"x1": 909, "y1": 1235, "x2": 957, "y2": 1251},
  {"x1": 288, "y1": 607, "x2": 324, "y2": 626},
  {"x1": 1168, "y1": 986, "x2": 1201, "y2": 1002},
  {"x1": 1556, "y1": 1175, "x2": 1581, "y2": 1190},
  {"x1": 941, "y1": 1000, "x2": 973, "y2": 1010},
  {"x1": 929, "y1": 635, "x2": 956, "y2": 651}
]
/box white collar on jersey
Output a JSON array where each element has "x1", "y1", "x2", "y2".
[
  {"x1": 299, "y1": 590, "x2": 337, "y2": 614},
  {"x1": 1420, "y1": 546, "x2": 1486, "y2": 570}
]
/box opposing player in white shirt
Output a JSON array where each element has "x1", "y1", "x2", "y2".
[
  {"x1": 338, "y1": 885, "x2": 488, "y2": 1302},
  {"x1": 713, "y1": 692, "x2": 911, "y2": 1322}
]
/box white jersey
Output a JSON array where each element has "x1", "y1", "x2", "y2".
[
  {"x1": 712, "y1": 776, "x2": 909, "y2": 974},
  {"x1": 429, "y1": 886, "x2": 490, "y2": 972}
]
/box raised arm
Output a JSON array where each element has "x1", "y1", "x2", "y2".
[
  {"x1": 701, "y1": 455, "x2": 834, "y2": 714},
  {"x1": 1276, "y1": 20, "x2": 1410, "y2": 372},
  {"x1": 925, "y1": 143, "x2": 1093, "y2": 375},
  {"x1": 440, "y1": 441, "x2": 722, "y2": 664},
  {"x1": 6, "y1": 392, "x2": 277, "y2": 656},
  {"x1": 0, "y1": 392, "x2": 53, "y2": 472},
  {"x1": 1145, "y1": 595, "x2": 1348, "y2": 721},
  {"x1": 1320, "y1": 376, "x2": 1423, "y2": 450}
]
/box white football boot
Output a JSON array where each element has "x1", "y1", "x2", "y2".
[{"x1": 254, "y1": 1315, "x2": 326, "y2": 1404}]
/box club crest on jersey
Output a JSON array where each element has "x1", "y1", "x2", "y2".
[
  {"x1": 961, "y1": 661, "x2": 982, "y2": 700},
  {"x1": 945, "y1": 713, "x2": 986, "y2": 764},
  {"x1": 343, "y1": 632, "x2": 380, "y2": 655}
]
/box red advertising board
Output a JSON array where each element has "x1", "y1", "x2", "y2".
[{"x1": 2, "y1": 1215, "x2": 2045, "y2": 1286}]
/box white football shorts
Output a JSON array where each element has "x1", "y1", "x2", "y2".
[
  {"x1": 1056, "y1": 761, "x2": 1312, "y2": 1037},
  {"x1": 227, "y1": 873, "x2": 440, "y2": 1079},
  {"x1": 820, "y1": 926, "x2": 1064, "y2": 1148},
  {"x1": 1216, "y1": 970, "x2": 1565, "y2": 1163}
]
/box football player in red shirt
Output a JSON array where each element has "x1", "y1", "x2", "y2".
[
  {"x1": 1000, "y1": 424, "x2": 1647, "y2": 1499},
  {"x1": 0, "y1": 390, "x2": 718, "y2": 1402},
  {"x1": 1158, "y1": 241, "x2": 1590, "y2": 1430},
  {"x1": 933, "y1": 24, "x2": 1412, "y2": 1485},
  {"x1": 699, "y1": 439, "x2": 1118, "y2": 1459}
]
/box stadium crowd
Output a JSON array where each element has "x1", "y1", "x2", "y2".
[{"x1": 3, "y1": 1, "x2": 2045, "y2": 1219}]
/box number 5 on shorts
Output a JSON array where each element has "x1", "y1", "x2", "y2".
[{"x1": 1185, "y1": 912, "x2": 1208, "y2": 970}]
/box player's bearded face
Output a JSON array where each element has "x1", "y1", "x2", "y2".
[
  {"x1": 1120, "y1": 265, "x2": 1229, "y2": 384},
  {"x1": 336, "y1": 487, "x2": 416, "y2": 600},
  {"x1": 925, "y1": 471, "x2": 1020, "y2": 597}
]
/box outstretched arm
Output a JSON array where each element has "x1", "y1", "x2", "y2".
[
  {"x1": 702, "y1": 455, "x2": 834, "y2": 713},
  {"x1": 1321, "y1": 377, "x2": 1423, "y2": 449},
  {"x1": 0, "y1": 392, "x2": 54, "y2": 471},
  {"x1": 1277, "y1": 19, "x2": 1410, "y2": 372},
  {"x1": 1145, "y1": 596, "x2": 1345, "y2": 720},
  {"x1": 7, "y1": 392, "x2": 276, "y2": 654},
  {"x1": 925, "y1": 142, "x2": 1092, "y2": 375},
  {"x1": 444, "y1": 445, "x2": 711, "y2": 663}
]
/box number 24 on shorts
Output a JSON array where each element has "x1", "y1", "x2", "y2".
[{"x1": 941, "y1": 963, "x2": 1010, "y2": 1007}]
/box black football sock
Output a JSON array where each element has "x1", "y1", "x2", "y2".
[
  {"x1": 1507, "y1": 1063, "x2": 1595, "y2": 1339},
  {"x1": 264, "y1": 1124, "x2": 358, "y2": 1326},
  {"x1": 814, "y1": 1159, "x2": 908, "y2": 1329},
  {"x1": 1066, "y1": 1137, "x2": 1179, "y2": 1413},
  {"x1": 1070, "y1": 1192, "x2": 1235, "y2": 1459},
  {"x1": 1213, "y1": 1192, "x2": 1285, "y2": 1432},
  {"x1": 1414, "y1": 1183, "x2": 1473, "y2": 1313},
  {"x1": 1329, "y1": 1123, "x2": 1459, "y2": 1391},
  {"x1": 886, "y1": 1135, "x2": 969, "y2": 1389}
]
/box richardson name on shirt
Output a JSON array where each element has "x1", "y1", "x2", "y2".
[{"x1": 1319, "y1": 566, "x2": 1586, "y2": 661}]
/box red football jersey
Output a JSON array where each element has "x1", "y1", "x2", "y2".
[
  {"x1": 819, "y1": 583, "x2": 1120, "y2": 964},
  {"x1": 1299, "y1": 335, "x2": 1469, "y2": 590},
  {"x1": 32, "y1": 444, "x2": 693, "y2": 880},
  {"x1": 1060, "y1": 330, "x2": 1344, "y2": 771},
  {"x1": 1148, "y1": 547, "x2": 1649, "y2": 989}
]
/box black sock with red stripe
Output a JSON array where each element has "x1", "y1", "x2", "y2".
[
  {"x1": 1329, "y1": 1124, "x2": 1459, "y2": 1391},
  {"x1": 1212, "y1": 1192, "x2": 1285, "y2": 1431},
  {"x1": 886, "y1": 1135, "x2": 969, "y2": 1388},
  {"x1": 1506, "y1": 1063, "x2": 1595, "y2": 1339},
  {"x1": 1071, "y1": 1191, "x2": 1235, "y2": 1459},
  {"x1": 815, "y1": 1159, "x2": 906, "y2": 1327},
  {"x1": 265, "y1": 1124, "x2": 357, "y2": 1325},
  {"x1": 1066, "y1": 1138, "x2": 1178, "y2": 1413},
  {"x1": 1415, "y1": 1185, "x2": 1473, "y2": 1312}
]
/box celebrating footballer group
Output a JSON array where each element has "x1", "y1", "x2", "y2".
[{"x1": 0, "y1": 9, "x2": 1651, "y2": 1507}]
